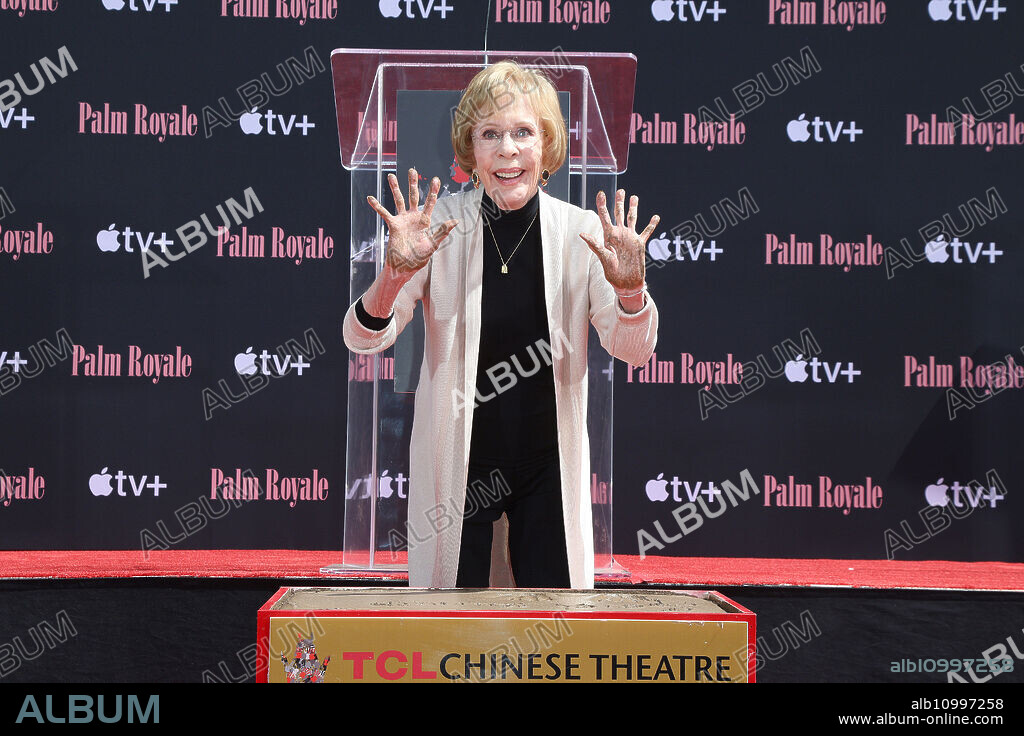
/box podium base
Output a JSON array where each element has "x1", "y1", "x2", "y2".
[
  {"x1": 319, "y1": 555, "x2": 632, "y2": 580},
  {"x1": 318, "y1": 562, "x2": 404, "y2": 576},
  {"x1": 595, "y1": 555, "x2": 630, "y2": 580}
]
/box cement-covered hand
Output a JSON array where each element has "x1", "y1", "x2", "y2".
[
  {"x1": 366, "y1": 168, "x2": 459, "y2": 278},
  {"x1": 579, "y1": 188, "x2": 659, "y2": 295}
]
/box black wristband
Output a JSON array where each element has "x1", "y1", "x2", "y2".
[{"x1": 355, "y1": 297, "x2": 394, "y2": 331}]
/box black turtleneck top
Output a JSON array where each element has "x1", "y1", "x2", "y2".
[
  {"x1": 470, "y1": 190, "x2": 557, "y2": 464},
  {"x1": 355, "y1": 189, "x2": 558, "y2": 466}
]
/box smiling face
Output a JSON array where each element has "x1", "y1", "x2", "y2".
[{"x1": 472, "y1": 96, "x2": 545, "y2": 212}]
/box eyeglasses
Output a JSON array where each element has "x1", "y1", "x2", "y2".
[{"x1": 472, "y1": 127, "x2": 541, "y2": 151}]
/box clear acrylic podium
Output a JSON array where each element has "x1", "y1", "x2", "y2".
[{"x1": 325, "y1": 49, "x2": 637, "y2": 580}]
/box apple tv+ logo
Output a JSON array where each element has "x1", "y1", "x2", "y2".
[
  {"x1": 924, "y1": 477, "x2": 1004, "y2": 508},
  {"x1": 927, "y1": 0, "x2": 1006, "y2": 22},
  {"x1": 646, "y1": 232, "x2": 723, "y2": 266},
  {"x1": 237, "y1": 108, "x2": 315, "y2": 136},
  {"x1": 921, "y1": 235, "x2": 1002, "y2": 265},
  {"x1": 100, "y1": 0, "x2": 179, "y2": 12},
  {"x1": 783, "y1": 355, "x2": 861, "y2": 384},
  {"x1": 786, "y1": 114, "x2": 862, "y2": 143},
  {"x1": 234, "y1": 347, "x2": 311, "y2": 377},
  {"x1": 89, "y1": 468, "x2": 166, "y2": 497},
  {"x1": 378, "y1": 0, "x2": 453, "y2": 19},
  {"x1": 651, "y1": 0, "x2": 727, "y2": 22},
  {"x1": 645, "y1": 473, "x2": 721, "y2": 503},
  {"x1": 95, "y1": 224, "x2": 175, "y2": 255}
]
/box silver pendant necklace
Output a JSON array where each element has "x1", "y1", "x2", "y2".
[{"x1": 485, "y1": 211, "x2": 537, "y2": 274}]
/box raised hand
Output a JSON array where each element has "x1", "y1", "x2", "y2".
[
  {"x1": 580, "y1": 189, "x2": 659, "y2": 294},
  {"x1": 366, "y1": 168, "x2": 458, "y2": 278}
]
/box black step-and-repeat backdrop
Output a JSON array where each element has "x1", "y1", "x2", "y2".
[{"x1": 1, "y1": 1, "x2": 1021, "y2": 565}]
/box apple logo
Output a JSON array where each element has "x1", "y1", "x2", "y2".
[
  {"x1": 928, "y1": 0, "x2": 953, "y2": 21},
  {"x1": 785, "y1": 355, "x2": 809, "y2": 382},
  {"x1": 96, "y1": 224, "x2": 120, "y2": 252},
  {"x1": 924, "y1": 236, "x2": 949, "y2": 263},
  {"x1": 90, "y1": 467, "x2": 114, "y2": 497},
  {"x1": 648, "y1": 232, "x2": 671, "y2": 261},
  {"x1": 651, "y1": 0, "x2": 675, "y2": 21},
  {"x1": 234, "y1": 347, "x2": 258, "y2": 375},
  {"x1": 787, "y1": 114, "x2": 811, "y2": 143},
  {"x1": 239, "y1": 107, "x2": 263, "y2": 135},
  {"x1": 102, "y1": 0, "x2": 126, "y2": 10},
  {"x1": 645, "y1": 473, "x2": 669, "y2": 502},
  {"x1": 925, "y1": 478, "x2": 949, "y2": 506},
  {"x1": 378, "y1": 470, "x2": 394, "y2": 499},
  {"x1": 378, "y1": 0, "x2": 402, "y2": 18}
]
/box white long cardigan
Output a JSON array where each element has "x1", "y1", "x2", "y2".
[{"x1": 343, "y1": 186, "x2": 658, "y2": 588}]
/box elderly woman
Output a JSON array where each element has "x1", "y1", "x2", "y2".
[{"x1": 343, "y1": 61, "x2": 659, "y2": 589}]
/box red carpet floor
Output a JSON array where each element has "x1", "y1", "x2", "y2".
[{"x1": 0, "y1": 551, "x2": 1021, "y2": 590}]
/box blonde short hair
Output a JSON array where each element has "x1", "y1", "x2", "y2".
[{"x1": 451, "y1": 60, "x2": 568, "y2": 177}]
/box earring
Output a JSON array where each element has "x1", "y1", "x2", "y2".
[
  {"x1": 471, "y1": 171, "x2": 480, "y2": 189},
  {"x1": 539, "y1": 169, "x2": 550, "y2": 188}
]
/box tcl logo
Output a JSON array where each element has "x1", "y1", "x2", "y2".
[{"x1": 343, "y1": 651, "x2": 437, "y2": 680}]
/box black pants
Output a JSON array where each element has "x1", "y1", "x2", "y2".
[{"x1": 455, "y1": 451, "x2": 571, "y2": 588}]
